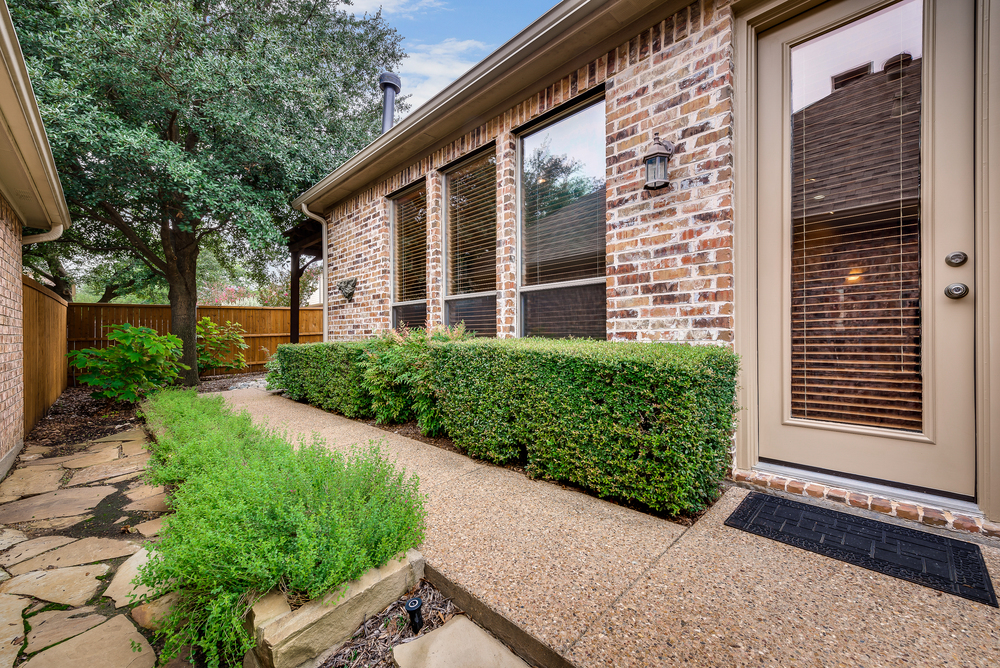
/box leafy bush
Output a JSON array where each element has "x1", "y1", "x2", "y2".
[
  {"x1": 359, "y1": 325, "x2": 470, "y2": 436},
  {"x1": 139, "y1": 390, "x2": 424, "y2": 667},
  {"x1": 275, "y1": 341, "x2": 373, "y2": 417},
  {"x1": 68, "y1": 323, "x2": 188, "y2": 402},
  {"x1": 196, "y1": 317, "x2": 249, "y2": 374},
  {"x1": 431, "y1": 339, "x2": 739, "y2": 514}
]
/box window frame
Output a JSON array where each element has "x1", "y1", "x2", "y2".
[
  {"x1": 514, "y1": 95, "x2": 608, "y2": 338},
  {"x1": 442, "y1": 149, "x2": 499, "y2": 333},
  {"x1": 390, "y1": 178, "x2": 428, "y2": 328}
]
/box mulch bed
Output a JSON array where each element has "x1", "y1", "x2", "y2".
[
  {"x1": 320, "y1": 579, "x2": 462, "y2": 668},
  {"x1": 364, "y1": 420, "x2": 463, "y2": 455},
  {"x1": 25, "y1": 386, "x2": 139, "y2": 449}
]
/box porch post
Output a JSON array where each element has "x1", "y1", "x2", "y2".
[{"x1": 290, "y1": 248, "x2": 301, "y2": 344}]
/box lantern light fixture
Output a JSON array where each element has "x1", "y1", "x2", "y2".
[{"x1": 643, "y1": 131, "x2": 675, "y2": 190}]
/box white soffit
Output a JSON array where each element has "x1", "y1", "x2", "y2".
[
  {"x1": 294, "y1": 0, "x2": 687, "y2": 213},
  {"x1": 0, "y1": 0, "x2": 70, "y2": 231}
]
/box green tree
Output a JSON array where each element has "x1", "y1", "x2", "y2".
[{"x1": 12, "y1": 0, "x2": 405, "y2": 383}]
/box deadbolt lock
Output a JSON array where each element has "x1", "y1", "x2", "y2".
[
  {"x1": 945, "y1": 251, "x2": 969, "y2": 267},
  {"x1": 945, "y1": 283, "x2": 970, "y2": 300}
]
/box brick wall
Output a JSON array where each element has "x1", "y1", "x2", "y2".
[
  {"x1": 322, "y1": 0, "x2": 735, "y2": 344},
  {"x1": 0, "y1": 192, "x2": 24, "y2": 460}
]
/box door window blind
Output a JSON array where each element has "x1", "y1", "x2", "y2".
[
  {"x1": 519, "y1": 99, "x2": 607, "y2": 338},
  {"x1": 790, "y1": 1, "x2": 923, "y2": 432},
  {"x1": 393, "y1": 185, "x2": 427, "y2": 328}
]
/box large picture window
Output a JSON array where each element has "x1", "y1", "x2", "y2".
[
  {"x1": 519, "y1": 99, "x2": 606, "y2": 338},
  {"x1": 392, "y1": 184, "x2": 427, "y2": 328},
  {"x1": 445, "y1": 152, "x2": 497, "y2": 337}
]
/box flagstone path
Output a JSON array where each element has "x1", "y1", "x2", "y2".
[{"x1": 0, "y1": 429, "x2": 178, "y2": 668}]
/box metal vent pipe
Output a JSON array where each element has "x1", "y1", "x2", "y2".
[{"x1": 379, "y1": 73, "x2": 401, "y2": 134}]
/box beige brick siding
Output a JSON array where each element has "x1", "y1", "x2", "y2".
[
  {"x1": 323, "y1": 0, "x2": 735, "y2": 344},
  {"x1": 0, "y1": 192, "x2": 24, "y2": 459}
]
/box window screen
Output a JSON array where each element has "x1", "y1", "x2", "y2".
[
  {"x1": 393, "y1": 185, "x2": 427, "y2": 328},
  {"x1": 445, "y1": 153, "x2": 497, "y2": 337},
  {"x1": 519, "y1": 99, "x2": 607, "y2": 338}
]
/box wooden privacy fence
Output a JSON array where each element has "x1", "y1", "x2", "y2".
[
  {"x1": 67, "y1": 303, "x2": 323, "y2": 385},
  {"x1": 23, "y1": 276, "x2": 68, "y2": 434}
]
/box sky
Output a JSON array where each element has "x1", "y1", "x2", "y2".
[{"x1": 346, "y1": 0, "x2": 559, "y2": 113}]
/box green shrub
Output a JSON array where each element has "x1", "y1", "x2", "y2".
[
  {"x1": 139, "y1": 390, "x2": 424, "y2": 668},
  {"x1": 431, "y1": 339, "x2": 739, "y2": 514},
  {"x1": 196, "y1": 317, "x2": 249, "y2": 374},
  {"x1": 360, "y1": 325, "x2": 470, "y2": 436},
  {"x1": 274, "y1": 341, "x2": 372, "y2": 417},
  {"x1": 68, "y1": 323, "x2": 188, "y2": 402}
]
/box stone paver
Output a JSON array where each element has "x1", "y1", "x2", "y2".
[
  {"x1": 123, "y1": 492, "x2": 167, "y2": 513},
  {"x1": 0, "y1": 468, "x2": 63, "y2": 499},
  {"x1": 135, "y1": 517, "x2": 162, "y2": 537},
  {"x1": 104, "y1": 548, "x2": 152, "y2": 607},
  {"x1": 61, "y1": 449, "x2": 120, "y2": 469},
  {"x1": 124, "y1": 485, "x2": 163, "y2": 502},
  {"x1": 9, "y1": 537, "x2": 141, "y2": 576},
  {"x1": 21, "y1": 615, "x2": 154, "y2": 668},
  {"x1": 25, "y1": 606, "x2": 105, "y2": 652},
  {"x1": 120, "y1": 441, "x2": 147, "y2": 457},
  {"x1": 0, "y1": 594, "x2": 28, "y2": 668},
  {"x1": 0, "y1": 536, "x2": 76, "y2": 567},
  {"x1": 0, "y1": 528, "x2": 27, "y2": 552},
  {"x1": 393, "y1": 615, "x2": 529, "y2": 668},
  {"x1": 22, "y1": 514, "x2": 92, "y2": 531},
  {"x1": 131, "y1": 591, "x2": 178, "y2": 631},
  {"x1": 66, "y1": 454, "x2": 150, "y2": 487},
  {"x1": 22, "y1": 454, "x2": 88, "y2": 467},
  {"x1": 0, "y1": 487, "x2": 115, "y2": 524},
  {"x1": 0, "y1": 564, "x2": 110, "y2": 606}
]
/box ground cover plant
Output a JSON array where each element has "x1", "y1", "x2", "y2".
[
  {"x1": 139, "y1": 390, "x2": 425, "y2": 667},
  {"x1": 273, "y1": 335, "x2": 739, "y2": 515},
  {"x1": 68, "y1": 323, "x2": 187, "y2": 402}
]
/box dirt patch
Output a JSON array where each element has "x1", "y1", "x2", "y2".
[
  {"x1": 25, "y1": 387, "x2": 138, "y2": 449},
  {"x1": 320, "y1": 579, "x2": 461, "y2": 668},
  {"x1": 197, "y1": 371, "x2": 268, "y2": 394}
]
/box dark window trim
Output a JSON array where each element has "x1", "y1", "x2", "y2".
[
  {"x1": 513, "y1": 82, "x2": 608, "y2": 137},
  {"x1": 439, "y1": 140, "x2": 497, "y2": 175}
]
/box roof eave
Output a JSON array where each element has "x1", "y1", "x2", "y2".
[
  {"x1": 293, "y1": 0, "x2": 685, "y2": 214},
  {"x1": 0, "y1": 0, "x2": 71, "y2": 232}
]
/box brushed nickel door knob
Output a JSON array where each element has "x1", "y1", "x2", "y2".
[{"x1": 945, "y1": 283, "x2": 970, "y2": 299}]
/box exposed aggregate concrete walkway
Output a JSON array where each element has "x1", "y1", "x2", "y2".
[{"x1": 223, "y1": 388, "x2": 1000, "y2": 668}]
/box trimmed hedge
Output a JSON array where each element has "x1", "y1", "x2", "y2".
[
  {"x1": 273, "y1": 337, "x2": 739, "y2": 515},
  {"x1": 431, "y1": 339, "x2": 738, "y2": 514},
  {"x1": 275, "y1": 341, "x2": 373, "y2": 418}
]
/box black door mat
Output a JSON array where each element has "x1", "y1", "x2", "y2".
[{"x1": 725, "y1": 492, "x2": 998, "y2": 607}]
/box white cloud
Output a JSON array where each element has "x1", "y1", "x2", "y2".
[
  {"x1": 397, "y1": 38, "x2": 492, "y2": 112},
  {"x1": 346, "y1": 0, "x2": 445, "y2": 16}
]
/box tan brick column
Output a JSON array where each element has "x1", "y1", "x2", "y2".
[
  {"x1": 426, "y1": 170, "x2": 444, "y2": 328},
  {"x1": 496, "y1": 129, "x2": 518, "y2": 338}
]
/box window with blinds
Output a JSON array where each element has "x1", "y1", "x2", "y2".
[
  {"x1": 392, "y1": 185, "x2": 427, "y2": 329},
  {"x1": 445, "y1": 152, "x2": 497, "y2": 337},
  {"x1": 519, "y1": 99, "x2": 607, "y2": 338},
  {"x1": 790, "y1": 1, "x2": 922, "y2": 432}
]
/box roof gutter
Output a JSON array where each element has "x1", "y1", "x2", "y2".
[
  {"x1": 20, "y1": 223, "x2": 62, "y2": 245},
  {"x1": 293, "y1": 0, "x2": 684, "y2": 213}
]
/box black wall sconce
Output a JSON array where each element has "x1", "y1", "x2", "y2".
[{"x1": 642, "y1": 132, "x2": 675, "y2": 190}]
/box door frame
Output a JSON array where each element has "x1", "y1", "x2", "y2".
[{"x1": 732, "y1": 0, "x2": 1000, "y2": 519}]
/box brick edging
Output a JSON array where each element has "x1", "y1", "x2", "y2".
[{"x1": 731, "y1": 468, "x2": 1000, "y2": 538}]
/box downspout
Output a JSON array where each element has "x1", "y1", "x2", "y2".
[
  {"x1": 299, "y1": 204, "x2": 328, "y2": 342},
  {"x1": 20, "y1": 224, "x2": 63, "y2": 245}
]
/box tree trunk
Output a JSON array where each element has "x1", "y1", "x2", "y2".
[{"x1": 164, "y1": 226, "x2": 201, "y2": 386}]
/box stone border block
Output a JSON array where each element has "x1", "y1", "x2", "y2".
[{"x1": 244, "y1": 550, "x2": 424, "y2": 668}]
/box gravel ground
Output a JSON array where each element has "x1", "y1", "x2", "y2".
[{"x1": 197, "y1": 371, "x2": 269, "y2": 393}]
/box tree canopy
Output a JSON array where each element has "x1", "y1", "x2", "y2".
[{"x1": 13, "y1": 0, "x2": 406, "y2": 382}]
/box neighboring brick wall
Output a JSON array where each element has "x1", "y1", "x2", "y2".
[
  {"x1": 0, "y1": 192, "x2": 24, "y2": 460},
  {"x1": 322, "y1": 0, "x2": 735, "y2": 343}
]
